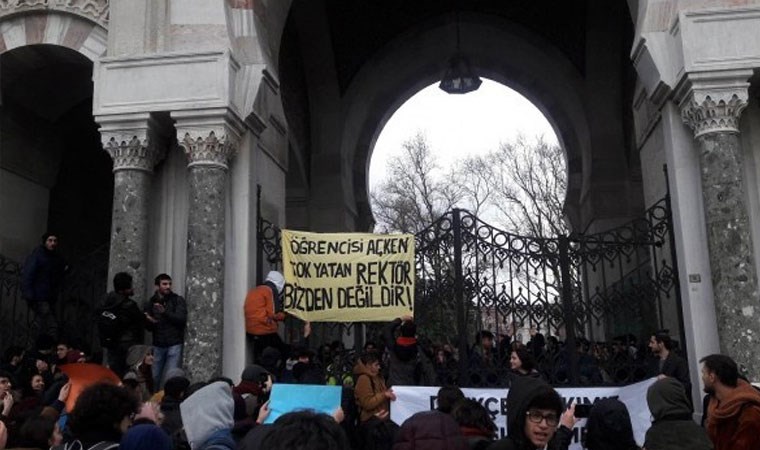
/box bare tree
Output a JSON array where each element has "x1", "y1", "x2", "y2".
[
  {"x1": 371, "y1": 132, "x2": 569, "y2": 340},
  {"x1": 463, "y1": 135, "x2": 568, "y2": 237},
  {"x1": 371, "y1": 132, "x2": 463, "y2": 233}
]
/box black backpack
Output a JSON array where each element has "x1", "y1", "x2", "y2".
[{"x1": 97, "y1": 302, "x2": 127, "y2": 349}]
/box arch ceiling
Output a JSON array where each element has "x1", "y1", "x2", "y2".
[{"x1": 276, "y1": 0, "x2": 637, "y2": 232}]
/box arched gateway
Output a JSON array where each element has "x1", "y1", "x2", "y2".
[
  {"x1": 0, "y1": 7, "x2": 111, "y2": 347},
  {"x1": 2, "y1": 1, "x2": 760, "y2": 416}
]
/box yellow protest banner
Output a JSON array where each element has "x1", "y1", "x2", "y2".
[{"x1": 281, "y1": 230, "x2": 415, "y2": 322}]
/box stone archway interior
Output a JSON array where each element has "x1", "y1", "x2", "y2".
[{"x1": 0, "y1": 44, "x2": 113, "y2": 265}]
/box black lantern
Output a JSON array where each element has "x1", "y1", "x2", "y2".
[
  {"x1": 439, "y1": 13, "x2": 481, "y2": 94},
  {"x1": 439, "y1": 55, "x2": 482, "y2": 94}
]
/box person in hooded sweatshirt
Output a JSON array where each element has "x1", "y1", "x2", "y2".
[
  {"x1": 180, "y1": 381, "x2": 235, "y2": 450},
  {"x1": 583, "y1": 398, "x2": 639, "y2": 450},
  {"x1": 245, "y1": 271, "x2": 289, "y2": 364},
  {"x1": 643, "y1": 377, "x2": 711, "y2": 450},
  {"x1": 487, "y1": 377, "x2": 575, "y2": 450}
]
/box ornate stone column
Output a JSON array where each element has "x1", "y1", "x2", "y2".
[
  {"x1": 173, "y1": 110, "x2": 243, "y2": 381},
  {"x1": 679, "y1": 71, "x2": 760, "y2": 375},
  {"x1": 100, "y1": 115, "x2": 164, "y2": 300}
]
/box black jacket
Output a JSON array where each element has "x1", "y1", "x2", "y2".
[
  {"x1": 487, "y1": 377, "x2": 572, "y2": 450},
  {"x1": 584, "y1": 398, "x2": 639, "y2": 450},
  {"x1": 393, "y1": 410, "x2": 468, "y2": 450},
  {"x1": 22, "y1": 245, "x2": 66, "y2": 303},
  {"x1": 144, "y1": 292, "x2": 187, "y2": 347},
  {"x1": 382, "y1": 319, "x2": 438, "y2": 386},
  {"x1": 103, "y1": 291, "x2": 144, "y2": 350},
  {"x1": 650, "y1": 353, "x2": 692, "y2": 407}
]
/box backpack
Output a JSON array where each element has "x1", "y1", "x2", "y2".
[
  {"x1": 53, "y1": 441, "x2": 119, "y2": 450},
  {"x1": 97, "y1": 302, "x2": 127, "y2": 349}
]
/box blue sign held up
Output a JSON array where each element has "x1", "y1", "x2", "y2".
[{"x1": 265, "y1": 384, "x2": 342, "y2": 424}]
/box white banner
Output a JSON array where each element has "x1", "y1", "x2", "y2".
[{"x1": 390, "y1": 378, "x2": 655, "y2": 450}]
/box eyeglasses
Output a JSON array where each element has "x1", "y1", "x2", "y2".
[{"x1": 526, "y1": 410, "x2": 559, "y2": 427}]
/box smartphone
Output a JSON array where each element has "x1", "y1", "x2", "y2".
[{"x1": 574, "y1": 404, "x2": 592, "y2": 418}]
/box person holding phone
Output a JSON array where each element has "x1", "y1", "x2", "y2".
[
  {"x1": 488, "y1": 377, "x2": 577, "y2": 450},
  {"x1": 144, "y1": 273, "x2": 187, "y2": 390}
]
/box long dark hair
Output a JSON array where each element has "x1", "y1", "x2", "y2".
[{"x1": 512, "y1": 347, "x2": 536, "y2": 372}]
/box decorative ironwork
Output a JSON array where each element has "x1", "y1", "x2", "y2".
[
  {"x1": 413, "y1": 194, "x2": 683, "y2": 387},
  {"x1": 258, "y1": 217, "x2": 282, "y2": 271},
  {"x1": 0, "y1": 244, "x2": 109, "y2": 354},
  {"x1": 0, "y1": 254, "x2": 30, "y2": 349},
  {"x1": 256, "y1": 180, "x2": 684, "y2": 388}
]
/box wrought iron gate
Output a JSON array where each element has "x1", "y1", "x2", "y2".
[
  {"x1": 414, "y1": 194, "x2": 683, "y2": 387},
  {"x1": 257, "y1": 187, "x2": 684, "y2": 388}
]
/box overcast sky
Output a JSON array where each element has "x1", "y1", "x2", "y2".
[{"x1": 368, "y1": 79, "x2": 558, "y2": 190}]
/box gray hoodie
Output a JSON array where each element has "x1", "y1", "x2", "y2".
[
  {"x1": 180, "y1": 382, "x2": 235, "y2": 450},
  {"x1": 644, "y1": 378, "x2": 712, "y2": 450}
]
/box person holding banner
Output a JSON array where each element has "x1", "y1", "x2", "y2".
[
  {"x1": 647, "y1": 331, "x2": 691, "y2": 407},
  {"x1": 245, "y1": 271, "x2": 288, "y2": 364},
  {"x1": 383, "y1": 316, "x2": 436, "y2": 387}
]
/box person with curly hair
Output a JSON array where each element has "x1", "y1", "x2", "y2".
[{"x1": 66, "y1": 382, "x2": 140, "y2": 449}]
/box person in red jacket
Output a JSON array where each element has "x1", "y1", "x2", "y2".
[
  {"x1": 701, "y1": 354, "x2": 760, "y2": 450},
  {"x1": 245, "y1": 271, "x2": 288, "y2": 364}
]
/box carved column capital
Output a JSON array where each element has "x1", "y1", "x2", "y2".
[
  {"x1": 178, "y1": 130, "x2": 239, "y2": 170},
  {"x1": 98, "y1": 114, "x2": 169, "y2": 173},
  {"x1": 677, "y1": 71, "x2": 752, "y2": 138},
  {"x1": 101, "y1": 134, "x2": 155, "y2": 173},
  {"x1": 172, "y1": 109, "x2": 244, "y2": 170}
]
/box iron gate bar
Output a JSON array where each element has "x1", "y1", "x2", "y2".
[
  {"x1": 453, "y1": 209, "x2": 469, "y2": 385},
  {"x1": 559, "y1": 236, "x2": 580, "y2": 385}
]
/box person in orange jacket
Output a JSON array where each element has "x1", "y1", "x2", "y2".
[{"x1": 244, "y1": 271, "x2": 288, "y2": 364}]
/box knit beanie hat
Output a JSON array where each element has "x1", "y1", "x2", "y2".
[
  {"x1": 241, "y1": 364, "x2": 270, "y2": 383},
  {"x1": 126, "y1": 345, "x2": 152, "y2": 367},
  {"x1": 265, "y1": 271, "x2": 285, "y2": 294}
]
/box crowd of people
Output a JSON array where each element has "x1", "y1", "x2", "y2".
[{"x1": 2, "y1": 247, "x2": 759, "y2": 450}]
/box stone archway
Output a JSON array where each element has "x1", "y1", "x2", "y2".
[
  {"x1": 0, "y1": 8, "x2": 107, "y2": 61},
  {"x1": 278, "y1": 2, "x2": 638, "y2": 235},
  {"x1": 0, "y1": 9, "x2": 110, "y2": 349},
  {"x1": 338, "y1": 13, "x2": 592, "y2": 232}
]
